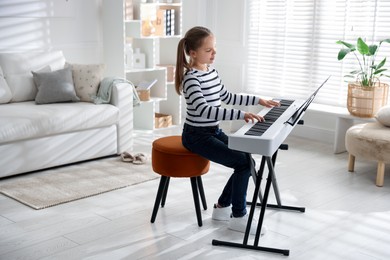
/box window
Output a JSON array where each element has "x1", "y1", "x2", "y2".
[{"x1": 246, "y1": 0, "x2": 390, "y2": 107}]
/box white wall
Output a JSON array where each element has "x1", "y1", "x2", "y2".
[
  {"x1": 182, "y1": 0, "x2": 247, "y2": 94},
  {"x1": 0, "y1": 0, "x2": 103, "y2": 63}
]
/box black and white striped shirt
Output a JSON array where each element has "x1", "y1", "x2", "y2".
[{"x1": 183, "y1": 67, "x2": 260, "y2": 127}]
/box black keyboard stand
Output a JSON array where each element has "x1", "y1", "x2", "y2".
[
  {"x1": 212, "y1": 145, "x2": 305, "y2": 256},
  {"x1": 248, "y1": 145, "x2": 305, "y2": 213}
]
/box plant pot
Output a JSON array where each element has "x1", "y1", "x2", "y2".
[{"x1": 347, "y1": 82, "x2": 389, "y2": 118}]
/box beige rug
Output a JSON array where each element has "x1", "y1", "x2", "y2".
[{"x1": 0, "y1": 156, "x2": 157, "y2": 210}]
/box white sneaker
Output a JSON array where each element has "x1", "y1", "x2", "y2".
[
  {"x1": 211, "y1": 204, "x2": 231, "y2": 221},
  {"x1": 228, "y1": 214, "x2": 267, "y2": 236}
]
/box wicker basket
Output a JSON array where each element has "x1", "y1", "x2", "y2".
[
  {"x1": 347, "y1": 82, "x2": 389, "y2": 118},
  {"x1": 137, "y1": 89, "x2": 150, "y2": 101},
  {"x1": 154, "y1": 113, "x2": 172, "y2": 128}
]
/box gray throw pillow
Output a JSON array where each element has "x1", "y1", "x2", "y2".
[{"x1": 33, "y1": 67, "x2": 80, "y2": 104}]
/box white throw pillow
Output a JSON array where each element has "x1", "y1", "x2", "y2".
[
  {"x1": 0, "y1": 66, "x2": 12, "y2": 104},
  {"x1": 375, "y1": 105, "x2": 390, "y2": 127},
  {"x1": 68, "y1": 63, "x2": 105, "y2": 102},
  {"x1": 0, "y1": 51, "x2": 66, "y2": 102}
]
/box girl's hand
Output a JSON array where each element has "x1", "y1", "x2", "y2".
[
  {"x1": 259, "y1": 98, "x2": 280, "y2": 108},
  {"x1": 244, "y1": 112, "x2": 264, "y2": 123}
]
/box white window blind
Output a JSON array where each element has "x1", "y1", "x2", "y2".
[{"x1": 246, "y1": 0, "x2": 390, "y2": 107}]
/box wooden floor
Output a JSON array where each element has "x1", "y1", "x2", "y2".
[{"x1": 1, "y1": 127, "x2": 390, "y2": 260}]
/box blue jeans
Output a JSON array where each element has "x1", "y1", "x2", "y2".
[{"x1": 182, "y1": 123, "x2": 252, "y2": 217}]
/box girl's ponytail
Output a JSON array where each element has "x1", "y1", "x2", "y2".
[
  {"x1": 175, "y1": 26, "x2": 212, "y2": 95},
  {"x1": 175, "y1": 38, "x2": 187, "y2": 95}
]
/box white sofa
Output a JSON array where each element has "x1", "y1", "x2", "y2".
[{"x1": 0, "y1": 51, "x2": 133, "y2": 178}]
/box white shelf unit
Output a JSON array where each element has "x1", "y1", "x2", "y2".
[
  {"x1": 125, "y1": 0, "x2": 182, "y2": 130},
  {"x1": 102, "y1": 0, "x2": 134, "y2": 145}
]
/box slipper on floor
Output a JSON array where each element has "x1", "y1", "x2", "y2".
[
  {"x1": 121, "y1": 152, "x2": 134, "y2": 162},
  {"x1": 133, "y1": 153, "x2": 147, "y2": 165}
]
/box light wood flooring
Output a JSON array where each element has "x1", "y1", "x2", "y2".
[{"x1": 1, "y1": 127, "x2": 390, "y2": 260}]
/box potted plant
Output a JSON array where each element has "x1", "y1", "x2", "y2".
[{"x1": 336, "y1": 37, "x2": 390, "y2": 117}]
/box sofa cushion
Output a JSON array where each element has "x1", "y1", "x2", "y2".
[
  {"x1": 33, "y1": 67, "x2": 80, "y2": 104},
  {"x1": 0, "y1": 102, "x2": 119, "y2": 144},
  {"x1": 375, "y1": 105, "x2": 390, "y2": 127},
  {"x1": 0, "y1": 51, "x2": 66, "y2": 102},
  {"x1": 68, "y1": 63, "x2": 105, "y2": 102},
  {"x1": 0, "y1": 66, "x2": 12, "y2": 104}
]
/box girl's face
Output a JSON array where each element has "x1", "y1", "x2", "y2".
[{"x1": 190, "y1": 35, "x2": 217, "y2": 69}]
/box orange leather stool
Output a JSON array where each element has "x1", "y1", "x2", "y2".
[{"x1": 150, "y1": 135, "x2": 210, "y2": 226}]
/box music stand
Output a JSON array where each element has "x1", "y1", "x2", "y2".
[{"x1": 286, "y1": 76, "x2": 330, "y2": 126}]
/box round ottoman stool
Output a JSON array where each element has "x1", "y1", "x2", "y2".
[
  {"x1": 346, "y1": 122, "x2": 390, "y2": 186},
  {"x1": 150, "y1": 135, "x2": 210, "y2": 226}
]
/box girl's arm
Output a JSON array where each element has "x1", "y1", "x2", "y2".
[
  {"x1": 220, "y1": 84, "x2": 260, "y2": 106},
  {"x1": 221, "y1": 84, "x2": 279, "y2": 108},
  {"x1": 185, "y1": 78, "x2": 246, "y2": 121}
]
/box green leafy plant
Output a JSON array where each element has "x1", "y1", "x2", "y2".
[{"x1": 336, "y1": 37, "x2": 390, "y2": 87}]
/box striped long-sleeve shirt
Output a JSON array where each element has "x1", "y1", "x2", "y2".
[{"x1": 183, "y1": 67, "x2": 260, "y2": 127}]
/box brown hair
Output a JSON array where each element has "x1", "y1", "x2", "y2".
[{"x1": 175, "y1": 26, "x2": 212, "y2": 95}]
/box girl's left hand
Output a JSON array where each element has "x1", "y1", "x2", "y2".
[{"x1": 259, "y1": 99, "x2": 280, "y2": 108}]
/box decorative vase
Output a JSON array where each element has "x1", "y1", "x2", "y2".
[
  {"x1": 347, "y1": 82, "x2": 389, "y2": 118},
  {"x1": 133, "y1": 48, "x2": 146, "y2": 69}
]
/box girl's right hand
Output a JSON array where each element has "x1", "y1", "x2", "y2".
[{"x1": 244, "y1": 112, "x2": 264, "y2": 123}]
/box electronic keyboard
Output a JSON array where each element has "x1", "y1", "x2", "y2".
[{"x1": 228, "y1": 99, "x2": 306, "y2": 156}]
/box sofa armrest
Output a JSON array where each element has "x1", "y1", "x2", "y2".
[{"x1": 110, "y1": 82, "x2": 133, "y2": 153}]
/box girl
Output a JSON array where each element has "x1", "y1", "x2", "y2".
[{"x1": 175, "y1": 26, "x2": 279, "y2": 234}]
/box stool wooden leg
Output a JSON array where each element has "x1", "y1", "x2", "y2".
[
  {"x1": 151, "y1": 176, "x2": 169, "y2": 223},
  {"x1": 197, "y1": 176, "x2": 207, "y2": 210},
  {"x1": 348, "y1": 153, "x2": 355, "y2": 172},
  {"x1": 376, "y1": 161, "x2": 385, "y2": 187},
  {"x1": 161, "y1": 177, "x2": 170, "y2": 207},
  {"x1": 190, "y1": 177, "x2": 202, "y2": 227}
]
